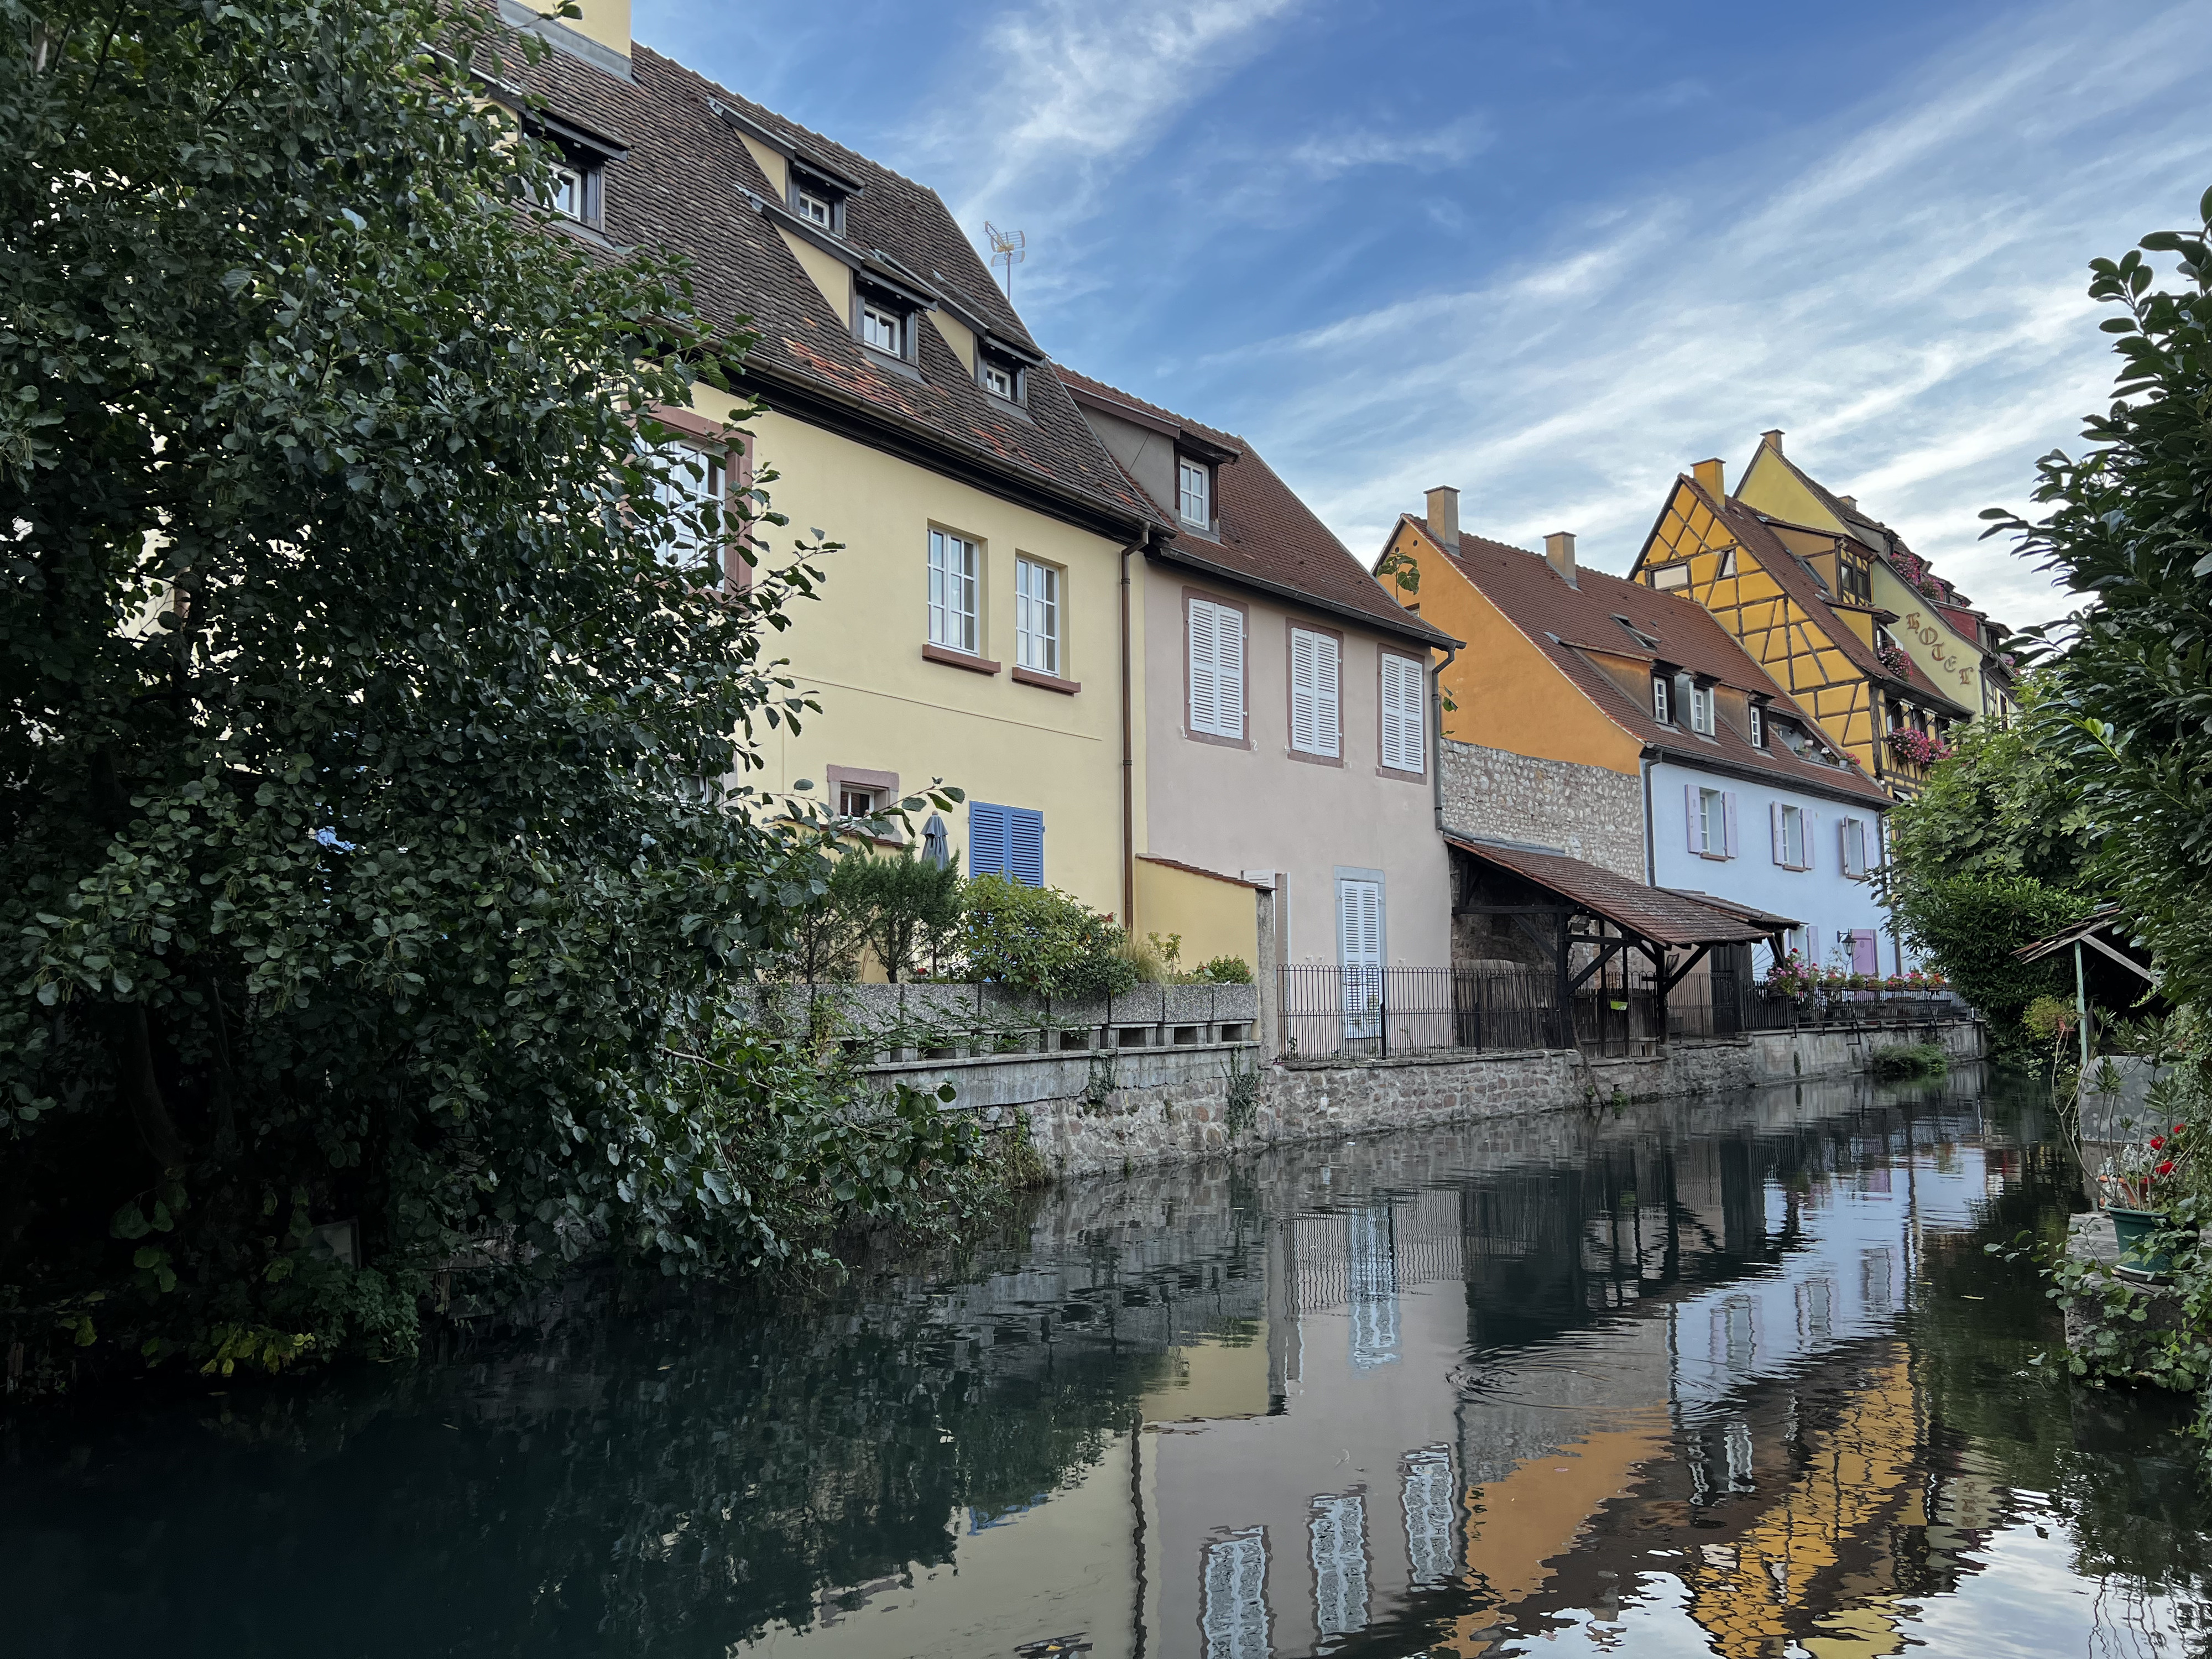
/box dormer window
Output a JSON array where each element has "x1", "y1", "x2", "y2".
[
  {"x1": 1748, "y1": 703, "x2": 1765, "y2": 748},
  {"x1": 857, "y1": 292, "x2": 912, "y2": 362},
  {"x1": 786, "y1": 160, "x2": 851, "y2": 235},
  {"x1": 1651, "y1": 675, "x2": 1671, "y2": 724},
  {"x1": 527, "y1": 114, "x2": 624, "y2": 232},
  {"x1": 1688, "y1": 683, "x2": 1716, "y2": 736},
  {"x1": 796, "y1": 187, "x2": 834, "y2": 228},
  {"x1": 1178, "y1": 458, "x2": 1212, "y2": 528},
  {"x1": 978, "y1": 350, "x2": 1025, "y2": 405}
]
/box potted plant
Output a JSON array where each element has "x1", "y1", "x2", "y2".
[{"x1": 2100, "y1": 1125, "x2": 2189, "y2": 1279}]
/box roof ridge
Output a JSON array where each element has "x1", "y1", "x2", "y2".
[{"x1": 1054, "y1": 365, "x2": 1245, "y2": 452}]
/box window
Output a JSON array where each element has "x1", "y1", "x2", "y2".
[
  {"x1": 1773, "y1": 802, "x2": 1809, "y2": 870},
  {"x1": 1689, "y1": 683, "x2": 1715, "y2": 735},
  {"x1": 969, "y1": 801, "x2": 1044, "y2": 887},
  {"x1": 1689, "y1": 785, "x2": 1736, "y2": 858},
  {"x1": 1289, "y1": 627, "x2": 1341, "y2": 758},
  {"x1": 1379, "y1": 653, "x2": 1426, "y2": 774},
  {"x1": 1178, "y1": 458, "x2": 1212, "y2": 527},
  {"x1": 1651, "y1": 562, "x2": 1691, "y2": 591},
  {"x1": 1651, "y1": 675, "x2": 1671, "y2": 724},
  {"x1": 1015, "y1": 557, "x2": 1060, "y2": 676},
  {"x1": 796, "y1": 188, "x2": 833, "y2": 228},
  {"x1": 648, "y1": 442, "x2": 727, "y2": 571},
  {"x1": 927, "y1": 529, "x2": 979, "y2": 654},
  {"x1": 860, "y1": 300, "x2": 904, "y2": 356},
  {"x1": 1840, "y1": 816, "x2": 1869, "y2": 878},
  {"x1": 1187, "y1": 596, "x2": 1245, "y2": 740},
  {"x1": 838, "y1": 785, "x2": 878, "y2": 817},
  {"x1": 1748, "y1": 703, "x2": 1764, "y2": 748},
  {"x1": 980, "y1": 359, "x2": 1018, "y2": 400}
]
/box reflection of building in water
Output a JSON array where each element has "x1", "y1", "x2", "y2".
[
  {"x1": 1404, "y1": 1446, "x2": 1458, "y2": 1587},
  {"x1": 1201, "y1": 1526, "x2": 1270, "y2": 1658},
  {"x1": 1347, "y1": 1202, "x2": 1402, "y2": 1369},
  {"x1": 1309, "y1": 1492, "x2": 1369, "y2": 1637}
]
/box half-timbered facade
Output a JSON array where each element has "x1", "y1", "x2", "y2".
[{"x1": 1627, "y1": 458, "x2": 1973, "y2": 799}]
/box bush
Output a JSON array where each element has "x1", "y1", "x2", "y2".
[
  {"x1": 1892, "y1": 873, "x2": 2093, "y2": 1052},
  {"x1": 959, "y1": 879, "x2": 1137, "y2": 999},
  {"x1": 842, "y1": 845, "x2": 963, "y2": 982},
  {"x1": 1871, "y1": 1042, "x2": 1950, "y2": 1081},
  {"x1": 1193, "y1": 956, "x2": 1254, "y2": 984}
]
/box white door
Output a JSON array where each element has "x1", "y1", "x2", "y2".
[{"x1": 1339, "y1": 878, "x2": 1383, "y2": 1042}]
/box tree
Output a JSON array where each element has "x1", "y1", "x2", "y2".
[
  {"x1": 0, "y1": 0, "x2": 970, "y2": 1387},
  {"x1": 1982, "y1": 186, "x2": 2212, "y2": 1014},
  {"x1": 843, "y1": 846, "x2": 964, "y2": 983}
]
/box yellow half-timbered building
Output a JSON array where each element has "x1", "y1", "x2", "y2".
[{"x1": 1628, "y1": 455, "x2": 1973, "y2": 799}]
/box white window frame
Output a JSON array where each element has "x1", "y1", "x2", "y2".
[
  {"x1": 1780, "y1": 804, "x2": 1807, "y2": 869},
  {"x1": 1698, "y1": 787, "x2": 1721, "y2": 854},
  {"x1": 1652, "y1": 675, "x2": 1670, "y2": 724},
  {"x1": 1289, "y1": 627, "x2": 1341, "y2": 759},
  {"x1": 860, "y1": 300, "x2": 904, "y2": 357},
  {"x1": 838, "y1": 784, "x2": 878, "y2": 817},
  {"x1": 647, "y1": 441, "x2": 726, "y2": 571},
  {"x1": 1178, "y1": 458, "x2": 1211, "y2": 528},
  {"x1": 981, "y1": 361, "x2": 1016, "y2": 400},
  {"x1": 1379, "y1": 652, "x2": 1426, "y2": 775},
  {"x1": 927, "y1": 528, "x2": 979, "y2": 655},
  {"x1": 1014, "y1": 556, "x2": 1060, "y2": 676},
  {"x1": 1186, "y1": 596, "x2": 1245, "y2": 740},
  {"x1": 1689, "y1": 684, "x2": 1715, "y2": 735},
  {"x1": 796, "y1": 188, "x2": 833, "y2": 227},
  {"x1": 1748, "y1": 703, "x2": 1764, "y2": 748},
  {"x1": 1840, "y1": 816, "x2": 1869, "y2": 879}
]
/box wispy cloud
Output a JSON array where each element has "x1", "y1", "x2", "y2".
[
  {"x1": 1288, "y1": 116, "x2": 1491, "y2": 181},
  {"x1": 1210, "y1": 2, "x2": 2212, "y2": 627}
]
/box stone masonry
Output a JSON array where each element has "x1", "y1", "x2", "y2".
[{"x1": 1439, "y1": 737, "x2": 1645, "y2": 878}]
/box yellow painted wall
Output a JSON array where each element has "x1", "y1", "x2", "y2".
[
  {"x1": 695, "y1": 379, "x2": 1134, "y2": 919},
  {"x1": 929, "y1": 309, "x2": 977, "y2": 374},
  {"x1": 735, "y1": 133, "x2": 787, "y2": 198},
  {"x1": 1383, "y1": 520, "x2": 1643, "y2": 775},
  {"x1": 773, "y1": 226, "x2": 851, "y2": 324},
  {"x1": 1133, "y1": 860, "x2": 1258, "y2": 973},
  {"x1": 554, "y1": 0, "x2": 629, "y2": 57}
]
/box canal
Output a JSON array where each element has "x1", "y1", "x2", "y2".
[{"x1": 7, "y1": 1065, "x2": 2212, "y2": 1657}]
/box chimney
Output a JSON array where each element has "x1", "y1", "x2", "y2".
[
  {"x1": 1425, "y1": 486, "x2": 1460, "y2": 551},
  {"x1": 1838, "y1": 494, "x2": 1859, "y2": 512},
  {"x1": 1761, "y1": 429, "x2": 1785, "y2": 455},
  {"x1": 1692, "y1": 457, "x2": 1725, "y2": 500},
  {"x1": 1544, "y1": 530, "x2": 1578, "y2": 588}
]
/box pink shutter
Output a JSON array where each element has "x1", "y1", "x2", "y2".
[
  {"x1": 1806, "y1": 926, "x2": 1820, "y2": 966},
  {"x1": 1686, "y1": 784, "x2": 1700, "y2": 853},
  {"x1": 1770, "y1": 802, "x2": 1783, "y2": 865},
  {"x1": 1804, "y1": 812, "x2": 1817, "y2": 871},
  {"x1": 1723, "y1": 792, "x2": 1739, "y2": 858}
]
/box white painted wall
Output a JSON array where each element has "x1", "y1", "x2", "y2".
[{"x1": 1647, "y1": 760, "x2": 1910, "y2": 976}]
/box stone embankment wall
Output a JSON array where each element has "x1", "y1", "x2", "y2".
[
  {"x1": 1439, "y1": 739, "x2": 1646, "y2": 879},
  {"x1": 1020, "y1": 1017, "x2": 1985, "y2": 1180}
]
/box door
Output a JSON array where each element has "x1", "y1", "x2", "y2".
[
  {"x1": 1338, "y1": 878, "x2": 1383, "y2": 1043},
  {"x1": 1850, "y1": 928, "x2": 1879, "y2": 975}
]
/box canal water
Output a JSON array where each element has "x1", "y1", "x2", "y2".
[{"x1": 8, "y1": 1066, "x2": 2212, "y2": 1658}]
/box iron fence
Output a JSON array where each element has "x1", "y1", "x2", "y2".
[{"x1": 1279, "y1": 964, "x2": 1971, "y2": 1060}]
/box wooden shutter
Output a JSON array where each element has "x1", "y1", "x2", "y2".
[
  {"x1": 969, "y1": 801, "x2": 1009, "y2": 878},
  {"x1": 1804, "y1": 811, "x2": 1817, "y2": 871},
  {"x1": 1187, "y1": 601, "x2": 1219, "y2": 735},
  {"x1": 1723, "y1": 792, "x2": 1739, "y2": 858},
  {"x1": 1217, "y1": 605, "x2": 1245, "y2": 739},
  {"x1": 1291, "y1": 629, "x2": 1318, "y2": 753},
  {"x1": 1770, "y1": 802, "x2": 1783, "y2": 865},
  {"x1": 1381, "y1": 655, "x2": 1423, "y2": 771},
  {"x1": 1685, "y1": 784, "x2": 1701, "y2": 853},
  {"x1": 1851, "y1": 929, "x2": 1879, "y2": 973},
  {"x1": 1338, "y1": 878, "x2": 1384, "y2": 1042},
  {"x1": 1009, "y1": 808, "x2": 1045, "y2": 888}
]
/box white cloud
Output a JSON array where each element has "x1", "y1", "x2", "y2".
[
  {"x1": 1288, "y1": 115, "x2": 1491, "y2": 181},
  {"x1": 1219, "y1": 1, "x2": 2212, "y2": 629}
]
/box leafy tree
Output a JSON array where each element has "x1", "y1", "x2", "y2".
[
  {"x1": 842, "y1": 845, "x2": 964, "y2": 982},
  {"x1": 960, "y1": 879, "x2": 1138, "y2": 1000},
  {"x1": 0, "y1": 0, "x2": 970, "y2": 1387},
  {"x1": 1982, "y1": 186, "x2": 2212, "y2": 1014}
]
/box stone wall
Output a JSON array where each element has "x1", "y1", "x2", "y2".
[
  {"x1": 1016, "y1": 1017, "x2": 1986, "y2": 1180},
  {"x1": 1439, "y1": 738, "x2": 1645, "y2": 879}
]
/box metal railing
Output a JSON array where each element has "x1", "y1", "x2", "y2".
[{"x1": 1279, "y1": 965, "x2": 1971, "y2": 1061}]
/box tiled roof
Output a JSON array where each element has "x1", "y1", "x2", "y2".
[
  {"x1": 517, "y1": 40, "x2": 1160, "y2": 534},
  {"x1": 1446, "y1": 837, "x2": 1781, "y2": 947},
  {"x1": 1673, "y1": 481, "x2": 1972, "y2": 717},
  {"x1": 1760, "y1": 447, "x2": 1987, "y2": 619},
  {"x1": 1059, "y1": 368, "x2": 1457, "y2": 649},
  {"x1": 1407, "y1": 517, "x2": 1892, "y2": 806}
]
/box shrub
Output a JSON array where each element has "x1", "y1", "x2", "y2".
[
  {"x1": 1893, "y1": 873, "x2": 2093, "y2": 1051},
  {"x1": 842, "y1": 845, "x2": 963, "y2": 982},
  {"x1": 1193, "y1": 956, "x2": 1254, "y2": 984},
  {"x1": 959, "y1": 879, "x2": 1137, "y2": 999},
  {"x1": 1871, "y1": 1042, "x2": 1950, "y2": 1081}
]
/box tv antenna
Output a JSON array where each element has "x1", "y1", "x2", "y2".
[{"x1": 985, "y1": 222, "x2": 1025, "y2": 301}]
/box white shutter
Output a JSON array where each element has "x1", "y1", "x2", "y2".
[
  {"x1": 1686, "y1": 784, "x2": 1702, "y2": 853},
  {"x1": 1291, "y1": 629, "x2": 1317, "y2": 753},
  {"x1": 1770, "y1": 802, "x2": 1784, "y2": 865},
  {"x1": 1217, "y1": 604, "x2": 1245, "y2": 738},
  {"x1": 1381, "y1": 655, "x2": 1425, "y2": 772},
  {"x1": 1188, "y1": 601, "x2": 1220, "y2": 735},
  {"x1": 1339, "y1": 878, "x2": 1384, "y2": 1042},
  {"x1": 1723, "y1": 792, "x2": 1739, "y2": 858},
  {"x1": 1314, "y1": 633, "x2": 1339, "y2": 757}
]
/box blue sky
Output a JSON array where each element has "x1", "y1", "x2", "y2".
[{"x1": 636, "y1": 0, "x2": 2212, "y2": 629}]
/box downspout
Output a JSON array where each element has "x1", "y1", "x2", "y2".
[
  {"x1": 1430, "y1": 641, "x2": 1459, "y2": 830},
  {"x1": 1120, "y1": 539, "x2": 1139, "y2": 930},
  {"x1": 1640, "y1": 750, "x2": 1657, "y2": 886}
]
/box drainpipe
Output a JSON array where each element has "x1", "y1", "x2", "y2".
[
  {"x1": 1430, "y1": 641, "x2": 1459, "y2": 830},
  {"x1": 1120, "y1": 538, "x2": 1139, "y2": 931},
  {"x1": 1639, "y1": 750, "x2": 1657, "y2": 886}
]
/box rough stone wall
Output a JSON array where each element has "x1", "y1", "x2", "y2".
[
  {"x1": 1439, "y1": 738, "x2": 1645, "y2": 879},
  {"x1": 1019, "y1": 1018, "x2": 1986, "y2": 1179}
]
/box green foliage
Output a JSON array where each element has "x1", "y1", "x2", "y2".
[
  {"x1": 961, "y1": 878, "x2": 1138, "y2": 1000},
  {"x1": 1892, "y1": 874, "x2": 2093, "y2": 1052},
  {"x1": 1870, "y1": 1042, "x2": 1950, "y2": 1081},
  {"x1": 1116, "y1": 933, "x2": 1171, "y2": 984},
  {"x1": 0, "y1": 0, "x2": 979, "y2": 1387},
  {"x1": 1981, "y1": 187, "x2": 2212, "y2": 1012},
  {"x1": 1192, "y1": 955, "x2": 1254, "y2": 985},
  {"x1": 841, "y1": 846, "x2": 963, "y2": 983}
]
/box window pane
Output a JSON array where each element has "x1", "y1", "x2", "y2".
[
  {"x1": 649, "y1": 444, "x2": 723, "y2": 569},
  {"x1": 1178, "y1": 461, "x2": 1209, "y2": 524}
]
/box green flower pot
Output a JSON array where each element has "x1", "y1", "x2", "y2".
[{"x1": 2109, "y1": 1206, "x2": 2174, "y2": 1279}]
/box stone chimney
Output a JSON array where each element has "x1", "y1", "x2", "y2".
[
  {"x1": 1838, "y1": 494, "x2": 1859, "y2": 513},
  {"x1": 1544, "y1": 530, "x2": 1578, "y2": 588},
  {"x1": 1692, "y1": 457, "x2": 1725, "y2": 500},
  {"x1": 1761, "y1": 429, "x2": 1785, "y2": 455},
  {"x1": 1425, "y1": 486, "x2": 1460, "y2": 551}
]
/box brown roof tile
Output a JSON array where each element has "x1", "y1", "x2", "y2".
[
  {"x1": 1446, "y1": 837, "x2": 1782, "y2": 947},
  {"x1": 1410, "y1": 518, "x2": 1892, "y2": 807},
  {"x1": 1059, "y1": 368, "x2": 1457, "y2": 649}
]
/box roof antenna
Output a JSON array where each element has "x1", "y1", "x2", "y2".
[{"x1": 985, "y1": 222, "x2": 1025, "y2": 301}]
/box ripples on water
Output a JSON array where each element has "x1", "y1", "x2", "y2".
[{"x1": 7, "y1": 1066, "x2": 2212, "y2": 1658}]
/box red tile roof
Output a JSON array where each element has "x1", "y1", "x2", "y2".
[
  {"x1": 1058, "y1": 368, "x2": 1457, "y2": 649},
  {"x1": 1447, "y1": 837, "x2": 1783, "y2": 947},
  {"x1": 1408, "y1": 518, "x2": 1892, "y2": 807},
  {"x1": 513, "y1": 36, "x2": 1160, "y2": 535}
]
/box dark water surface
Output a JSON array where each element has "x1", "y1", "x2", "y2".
[{"x1": 9, "y1": 1066, "x2": 2212, "y2": 1658}]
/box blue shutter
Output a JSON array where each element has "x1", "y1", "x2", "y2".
[
  {"x1": 1009, "y1": 808, "x2": 1045, "y2": 888},
  {"x1": 969, "y1": 801, "x2": 1010, "y2": 878}
]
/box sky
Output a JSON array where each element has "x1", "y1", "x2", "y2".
[{"x1": 634, "y1": 0, "x2": 2212, "y2": 631}]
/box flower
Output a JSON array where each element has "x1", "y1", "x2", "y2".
[
  {"x1": 2158, "y1": 1160, "x2": 2177, "y2": 1176},
  {"x1": 2151, "y1": 1136, "x2": 2166, "y2": 1150}
]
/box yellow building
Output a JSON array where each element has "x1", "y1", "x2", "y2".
[
  {"x1": 508, "y1": 0, "x2": 1164, "y2": 925},
  {"x1": 1626, "y1": 452, "x2": 1976, "y2": 799}
]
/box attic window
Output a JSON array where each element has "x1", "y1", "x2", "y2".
[
  {"x1": 1650, "y1": 562, "x2": 1691, "y2": 592},
  {"x1": 796, "y1": 188, "x2": 834, "y2": 228},
  {"x1": 787, "y1": 163, "x2": 849, "y2": 234},
  {"x1": 1748, "y1": 703, "x2": 1765, "y2": 748},
  {"x1": 1178, "y1": 458, "x2": 1212, "y2": 528},
  {"x1": 861, "y1": 301, "x2": 903, "y2": 354},
  {"x1": 1688, "y1": 683, "x2": 1715, "y2": 736},
  {"x1": 547, "y1": 157, "x2": 601, "y2": 227},
  {"x1": 1611, "y1": 614, "x2": 1660, "y2": 652},
  {"x1": 526, "y1": 113, "x2": 624, "y2": 232},
  {"x1": 979, "y1": 352, "x2": 1024, "y2": 404}
]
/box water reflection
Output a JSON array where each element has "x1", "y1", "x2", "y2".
[{"x1": 6, "y1": 1067, "x2": 2212, "y2": 1658}]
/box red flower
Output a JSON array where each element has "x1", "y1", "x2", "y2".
[
  {"x1": 2158, "y1": 1161, "x2": 2177, "y2": 1176},
  {"x1": 2151, "y1": 1137, "x2": 2166, "y2": 1150}
]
